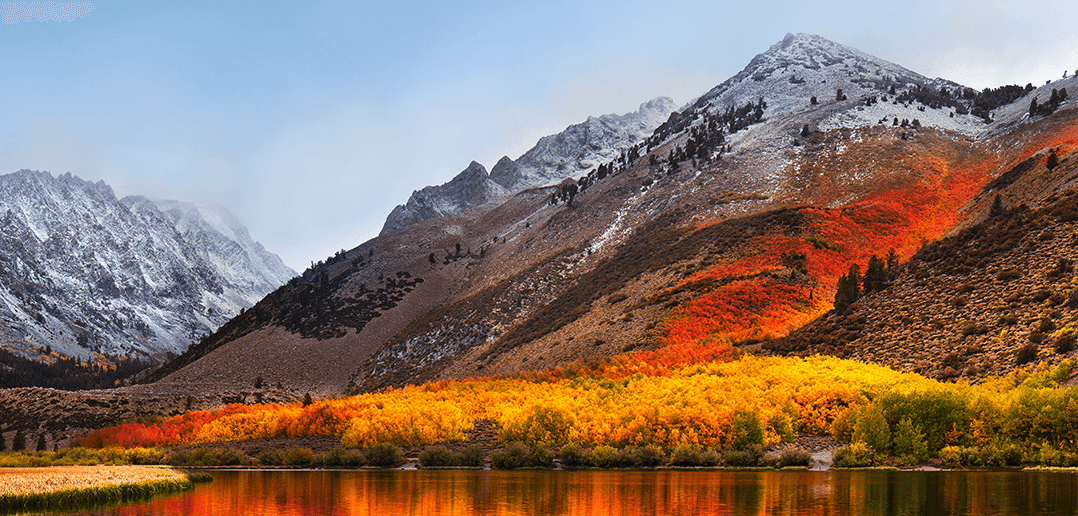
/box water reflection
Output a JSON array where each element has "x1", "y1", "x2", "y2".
[{"x1": 66, "y1": 469, "x2": 1078, "y2": 516}]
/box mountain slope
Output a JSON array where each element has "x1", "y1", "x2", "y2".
[
  {"x1": 766, "y1": 117, "x2": 1078, "y2": 380},
  {"x1": 0, "y1": 170, "x2": 296, "y2": 363},
  {"x1": 145, "y1": 34, "x2": 1072, "y2": 400},
  {"x1": 379, "y1": 97, "x2": 677, "y2": 235}
]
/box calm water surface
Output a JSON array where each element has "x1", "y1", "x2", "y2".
[{"x1": 55, "y1": 469, "x2": 1078, "y2": 516}]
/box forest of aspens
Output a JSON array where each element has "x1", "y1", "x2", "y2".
[{"x1": 72, "y1": 122, "x2": 1078, "y2": 468}]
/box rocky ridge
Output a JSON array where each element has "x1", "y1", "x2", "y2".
[
  {"x1": 0, "y1": 170, "x2": 296, "y2": 362},
  {"x1": 379, "y1": 97, "x2": 677, "y2": 235}
]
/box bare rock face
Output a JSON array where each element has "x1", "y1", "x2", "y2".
[{"x1": 0, "y1": 170, "x2": 295, "y2": 362}]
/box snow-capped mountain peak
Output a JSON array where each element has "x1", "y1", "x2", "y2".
[
  {"x1": 380, "y1": 96, "x2": 677, "y2": 235},
  {"x1": 0, "y1": 170, "x2": 296, "y2": 361}
]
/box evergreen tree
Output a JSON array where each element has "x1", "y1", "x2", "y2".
[
  {"x1": 12, "y1": 428, "x2": 25, "y2": 451},
  {"x1": 834, "y1": 273, "x2": 852, "y2": 312},
  {"x1": 36, "y1": 432, "x2": 47, "y2": 452},
  {"x1": 302, "y1": 392, "x2": 313, "y2": 407},
  {"x1": 989, "y1": 194, "x2": 1005, "y2": 217},
  {"x1": 885, "y1": 249, "x2": 899, "y2": 276},
  {"x1": 1047, "y1": 149, "x2": 1059, "y2": 170},
  {"x1": 0, "y1": 431, "x2": 6, "y2": 451},
  {"x1": 863, "y1": 255, "x2": 887, "y2": 292},
  {"x1": 834, "y1": 264, "x2": 862, "y2": 312}
]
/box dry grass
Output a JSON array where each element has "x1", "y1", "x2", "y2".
[{"x1": 0, "y1": 465, "x2": 187, "y2": 496}]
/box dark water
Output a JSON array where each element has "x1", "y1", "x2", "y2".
[{"x1": 57, "y1": 469, "x2": 1078, "y2": 516}]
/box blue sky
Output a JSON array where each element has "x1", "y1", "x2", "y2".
[{"x1": 2, "y1": 0, "x2": 1076, "y2": 271}]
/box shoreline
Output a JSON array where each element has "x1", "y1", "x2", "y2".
[{"x1": 0, "y1": 465, "x2": 208, "y2": 513}]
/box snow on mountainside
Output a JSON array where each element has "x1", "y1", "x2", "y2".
[
  {"x1": 380, "y1": 97, "x2": 677, "y2": 235},
  {"x1": 0, "y1": 170, "x2": 296, "y2": 362},
  {"x1": 678, "y1": 32, "x2": 965, "y2": 125}
]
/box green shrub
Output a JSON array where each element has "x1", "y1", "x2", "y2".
[
  {"x1": 833, "y1": 442, "x2": 877, "y2": 468},
  {"x1": 283, "y1": 447, "x2": 314, "y2": 466},
  {"x1": 491, "y1": 442, "x2": 551, "y2": 469},
  {"x1": 257, "y1": 450, "x2": 283, "y2": 466},
  {"x1": 459, "y1": 445, "x2": 484, "y2": 468},
  {"x1": 630, "y1": 446, "x2": 665, "y2": 468},
  {"x1": 777, "y1": 448, "x2": 812, "y2": 468},
  {"x1": 699, "y1": 449, "x2": 720, "y2": 467},
  {"x1": 320, "y1": 448, "x2": 365, "y2": 468},
  {"x1": 167, "y1": 448, "x2": 246, "y2": 467},
  {"x1": 52, "y1": 447, "x2": 102, "y2": 466},
  {"x1": 874, "y1": 389, "x2": 969, "y2": 454},
  {"x1": 559, "y1": 444, "x2": 587, "y2": 469},
  {"x1": 123, "y1": 447, "x2": 168, "y2": 465},
  {"x1": 852, "y1": 405, "x2": 891, "y2": 456},
  {"x1": 940, "y1": 446, "x2": 982, "y2": 468},
  {"x1": 365, "y1": 443, "x2": 403, "y2": 468},
  {"x1": 670, "y1": 445, "x2": 702, "y2": 467},
  {"x1": 588, "y1": 445, "x2": 619, "y2": 468},
  {"x1": 1016, "y1": 344, "x2": 1039, "y2": 365},
  {"x1": 492, "y1": 442, "x2": 531, "y2": 470},
  {"x1": 723, "y1": 444, "x2": 765, "y2": 467},
  {"x1": 731, "y1": 410, "x2": 765, "y2": 449},
  {"x1": 1033, "y1": 443, "x2": 1078, "y2": 467},
  {"x1": 529, "y1": 446, "x2": 554, "y2": 469},
  {"x1": 891, "y1": 417, "x2": 928, "y2": 465},
  {"x1": 1055, "y1": 333, "x2": 1076, "y2": 354},
  {"x1": 419, "y1": 446, "x2": 458, "y2": 468},
  {"x1": 994, "y1": 444, "x2": 1024, "y2": 468},
  {"x1": 767, "y1": 413, "x2": 796, "y2": 443}
]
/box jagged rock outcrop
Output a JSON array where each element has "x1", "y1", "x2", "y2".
[
  {"x1": 0, "y1": 170, "x2": 295, "y2": 362},
  {"x1": 380, "y1": 97, "x2": 677, "y2": 235}
]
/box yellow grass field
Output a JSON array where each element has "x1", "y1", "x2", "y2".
[{"x1": 0, "y1": 465, "x2": 187, "y2": 496}]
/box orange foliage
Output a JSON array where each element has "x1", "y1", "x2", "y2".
[{"x1": 80, "y1": 121, "x2": 1078, "y2": 456}]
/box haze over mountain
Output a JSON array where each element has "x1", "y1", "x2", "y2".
[
  {"x1": 139, "y1": 33, "x2": 1076, "y2": 402},
  {"x1": 0, "y1": 170, "x2": 296, "y2": 363},
  {"x1": 380, "y1": 97, "x2": 678, "y2": 235}
]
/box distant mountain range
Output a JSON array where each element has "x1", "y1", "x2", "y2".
[{"x1": 0, "y1": 170, "x2": 295, "y2": 363}]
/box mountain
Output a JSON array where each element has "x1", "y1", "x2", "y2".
[
  {"x1": 379, "y1": 97, "x2": 677, "y2": 235},
  {"x1": 140, "y1": 33, "x2": 1074, "y2": 402},
  {"x1": 766, "y1": 127, "x2": 1078, "y2": 381},
  {"x1": 0, "y1": 170, "x2": 296, "y2": 363}
]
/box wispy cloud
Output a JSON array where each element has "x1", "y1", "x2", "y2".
[{"x1": 0, "y1": 1, "x2": 94, "y2": 24}]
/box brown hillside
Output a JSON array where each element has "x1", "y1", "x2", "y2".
[{"x1": 766, "y1": 138, "x2": 1078, "y2": 380}]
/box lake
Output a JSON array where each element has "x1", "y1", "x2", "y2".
[{"x1": 61, "y1": 469, "x2": 1078, "y2": 515}]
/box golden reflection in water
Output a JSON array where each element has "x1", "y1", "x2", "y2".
[{"x1": 98, "y1": 469, "x2": 1078, "y2": 516}]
